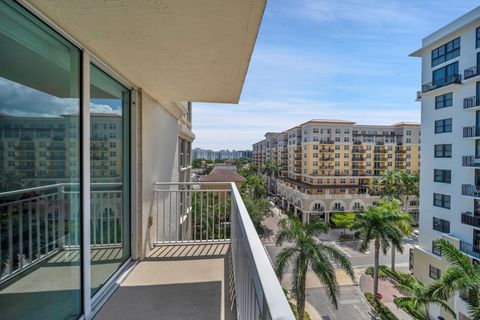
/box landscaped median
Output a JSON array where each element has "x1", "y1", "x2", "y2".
[
  {"x1": 364, "y1": 292, "x2": 399, "y2": 320},
  {"x1": 360, "y1": 266, "x2": 414, "y2": 320}
]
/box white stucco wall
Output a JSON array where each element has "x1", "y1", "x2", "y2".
[{"x1": 137, "y1": 90, "x2": 182, "y2": 258}]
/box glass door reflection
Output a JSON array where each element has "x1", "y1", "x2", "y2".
[{"x1": 89, "y1": 64, "x2": 130, "y2": 296}]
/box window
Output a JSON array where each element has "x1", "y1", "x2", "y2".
[
  {"x1": 434, "y1": 144, "x2": 452, "y2": 158},
  {"x1": 432, "y1": 62, "x2": 459, "y2": 87},
  {"x1": 477, "y1": 27, "x2": 480, "y2": 48},
  {"x1": 429, "y1": 265, "x2": 441, "y2": 280},
  {"x1": 435, "y1": 92, "x2": 453, "y2": 109},
  {"x1": 434, "y1": 193, "x2": 451, "y2": 209},
  {"x1": 433, "y1": 217, "x2": 450, "y2": 232},
  {"x1": 431, "y1": 37, "x2": 460, "y2": 67},
  {"x1": 432, "y1": 241, "x2": 442, "y2": 256},
  {"x1": 435, "y1": 118, "x2": 452, "y2": 133},
  {"x1": 434, "y1": 169, "x2": 451, "y2": 183}
]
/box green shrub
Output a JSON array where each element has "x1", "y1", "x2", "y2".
[
  {"x1": 365, "y1": 265, "x2": 389, "y2": 278},
  {"x1": 364, "y1": 292, "x2": 399, "y2": 320}
]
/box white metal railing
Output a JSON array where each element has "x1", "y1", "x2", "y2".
[
  {"x1": 152, "y1": 181, "x2": 294, "y2": 320},
  {"x1": 0, "y1": 183, "x2": 123, "y2": 282},
  {"x1": 153, "y1": 182, "x2": 231, "y2": 243}
]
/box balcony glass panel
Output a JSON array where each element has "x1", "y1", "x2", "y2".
[{"x1": 90, "y1": 64, "x2": 131, "y2": 296}]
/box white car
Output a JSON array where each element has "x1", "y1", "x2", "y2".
[{"x1": 413, "y1": 229, "x2": 419, "y2": 236}]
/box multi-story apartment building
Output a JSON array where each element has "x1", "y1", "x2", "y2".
[
  {"x1": 411, "y1": 6, "x2": 480, "y2": 320},
  {"x1": 192, "y1": 148, "x2": 252, "y2": 161},
  {"x1": 0, "y1": 1, "x2": 293, "y2": 320},
  {"x1": 253, "y1": 119, "x2": 421, "y2": 224}
]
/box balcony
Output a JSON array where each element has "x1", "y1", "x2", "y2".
[
  {"x1": 464, "y1": 65, "x2": 480, "y2": 80},
  {"x1": 421, "y1": 74, "x2": 462, "y2": 93},
  {"x1": 462, "y1": 184, "x2": 480, "y2": 198},
  {"x1": 462, "y1": 155, "x2": 480, "y2": 167},
  {"x1": 463, "y1": 126, "x2": 480, "y2": 139},
  {"x1": 0, "y1": 182, "x2": 293, "y2": 320},
  {"x1": 416, "y1": 91, "x2": 421, "y2": 101},
  {"x1": 463, "y1": 96, "x2": 480, "y2": 111},
  {"x1": 352, "y1": 156, "x2": 365, "y2": 161},
  {"x1": 460, "y1": 240, "x2": 480, "y2": 260},
  {"x1": 461, "y1": 212, "x2": 480, "y2": 228}
]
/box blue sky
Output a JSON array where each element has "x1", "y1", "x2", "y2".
[{"x1": 193, "y1": 0, "x2": 479, "y2": 150}]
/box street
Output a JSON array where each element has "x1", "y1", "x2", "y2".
[{"x1": 261, "y1": 207, "x2": 417, "y2": 320}]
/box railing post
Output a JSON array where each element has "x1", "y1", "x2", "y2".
[{"x1": 58, "y1": 185, "x2": 65, "y2": 249}]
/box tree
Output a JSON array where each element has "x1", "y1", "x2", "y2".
[
  {"x1": 261, "y1": 161, "x2": 281, "y2": 195},
  {"x1": 353, "y1": 200, "x2": 412, "y2": 298},
  {"x1": 0, "y1": 171, "x2": 26, "y2": 193},
  {"x1": 242, "y1": 196, "x2": 273, "y2": 231},
  {"x1": 380, "y1": 267, "x2": 454, "y2": 319},
  {"x1": 240, "y1": 175, "x2": 266, "y2": 199},
  {"x1": 430, "y1": 239, "x2": 480, "y2": 319},
  {"x1": 376, "y1": 170, "x2": 418, "y2": 270},
  {"x1": 275, "y1": 218, "x2": 355, "y2": 320},
  {"x1": 330, "y1": 212, "x2": 355, "y2": 234},
  {"x1": 375, "y1": 169, "x2": 401, "y2": 200}
]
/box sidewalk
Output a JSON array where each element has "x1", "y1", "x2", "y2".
[{"x1": 359, "y1": 274, "x2": 413, "y2": 320}]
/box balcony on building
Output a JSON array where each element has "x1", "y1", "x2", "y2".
[
  {"x1": 0, "y1": 182, "x2": 293, "y2": 320},
  {"x1": 464, "y1": 65, "x2": 480, "y2": 81},
  {"x1": 462, "y1": 184, "x2": 480, "y2": 198},
  {"x1": 463, "y1": 126, "x2": 480, "y2": 139},
  {"x1": 463, "y1": 96, "x2": 480, "y2": 111},
  {"x1": 462, "y1": 155, "x2": 480, "y2": 167},
  {"x1": 415, "y1": 91, "x2": 422, "y2": 101},
  {"x1": 461, "y1": 211, "x2": 480, "y2": 228},
  {"x1": 421, "y1": 74, "x2": 462, "y2": 93},
  {"x1": 460, "y1": 240, "x2": 480, "y2": 260}
]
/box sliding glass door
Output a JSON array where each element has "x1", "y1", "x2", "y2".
[
  {"x1": 89, "y1": 65, "x2": 130, "y2": 296},
  {"x1": 0, "y1": 1, "x2": 132, "y2": 318},
  {"x1": 0, "y1": 1, "x2": 82, "y2": 319}
]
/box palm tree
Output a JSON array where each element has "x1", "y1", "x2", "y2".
[
  {"x1": 376, "y1": 170, "x2": 418, "y2": 270},
  {"x1": 430, "y1": 239, "x2": 480, "y2": 319},
  {"x1": 240, "y1": 175, "x2": 266, "y2": 199},
  {"x1": 380, "y1": 267, "x2": 455, "y2": 319},
  {"x1": 261, "y1": 161, "x2": 281, "y2": 195},
  {"x1": 275, "y1": 218, "x2": 355, "y2": 320},
  {"x1": 353, "y1": 200, "x2": 412, "y2": 298},
  {"x1": 376, "y1": 169, "x2": 401, "y2": 200}
]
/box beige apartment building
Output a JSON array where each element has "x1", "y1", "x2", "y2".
[{"x1": 253, "y1": 119, "x2": 421, "y2": 224}]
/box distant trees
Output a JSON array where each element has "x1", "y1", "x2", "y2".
[{"x1": 261, "y1": 161, "x2": 281, "y2": 195}]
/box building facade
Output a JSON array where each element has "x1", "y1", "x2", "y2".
[
  {"x1": 411, "y1": 6, "x2": 480, "y2": 320},
  {"x1": 252, "y1": 120, "x2": 421, "y2": 224},
  {"x1": 192, "y1": 148, "x2": 252, "y2": 161}
]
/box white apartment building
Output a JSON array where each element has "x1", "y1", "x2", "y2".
[
  {"x1": 0, "y1": 1, "x2": 293, "y2": 320},
  {"x1": 411, "y1": 6, "x2": 480, "y2": 320}
]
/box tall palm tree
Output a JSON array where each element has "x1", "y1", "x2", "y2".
[
  {"x1": 380, "y1": 267, "x2": 454, "y2": 319},
  {"x1": 353, "y1": 200, "x2": 412, "y2": 298},
  {"x1": 376, "y1": 170, "x2": 418, "y2": 270},
  {"x1": 376, "y1": 169, "x2": 401, "y2": 200},
  {"x1": 430, "y1": 239, "x2": 480, "y2": 319},
  {"x1": 261, "y1": 161, "x2": 281, "y2": 195},
  {"x1": 275, "y1": 218, "x2": 355, "y2": 320}
]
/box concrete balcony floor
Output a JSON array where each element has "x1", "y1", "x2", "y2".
[{"x1": 94, "y1": 243, "x2": 234, "y2": 320}]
